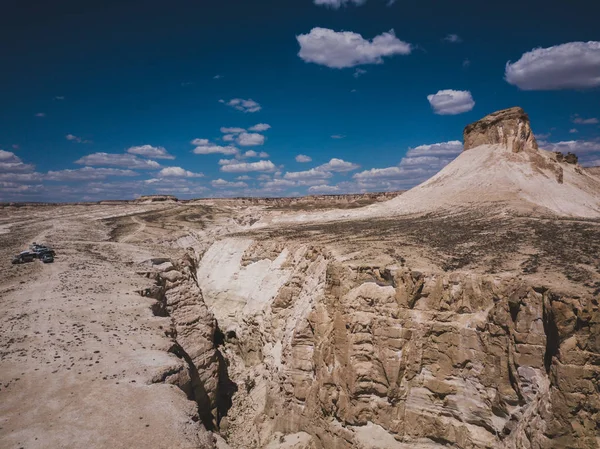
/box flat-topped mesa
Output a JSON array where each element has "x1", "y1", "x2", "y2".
[{"x1": 463, "y1": 107, "x2": 538, "y2": 153}]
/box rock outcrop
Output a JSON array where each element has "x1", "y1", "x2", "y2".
[
  {"x1": 463, "y1": 107, "x2": 538, "y2": 153},
  {"x1": 194, "y1": 238, "x2": 600, "y2": 449}
]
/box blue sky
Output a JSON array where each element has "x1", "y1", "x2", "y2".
[{"x1": 1, "y1": 0, "x2": 599, "y2": 201}]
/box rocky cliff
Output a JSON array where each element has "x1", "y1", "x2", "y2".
[
  {"x1": 463, "y1": 107, "x2": 538, "y2": 153},
  {"x1": 189, "y1": 235, "x2": 599, "y2": 449}
]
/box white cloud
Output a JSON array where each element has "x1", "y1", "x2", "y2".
[
  {"x1": 353, "y1": 166, "x2": 411, "y2": 180},
  {"x1": 220, "y1": 98, "x2": 262, "y2": 113},
  {"x1": 236, "y1": 175, "x2": 251, "y2": 180},
  {"x1": 284, "y1": 168, "x2": 333, "y2": 180},
  {"x1": 427, "y1": 90, "x2": 475, "y2": 115},
  {"x1": 262, "y1": 178, "x2": 296, "y2": 190},
  {"x1": 443, "y1": 34, "x2": 462, "y2": 43},
  {"x1": 0, "y1": 172, "x2": 43, "y2": 182},
  {"x1": 222, "y1": 134, "x2": 236, "y2": 142},
  {"x1": 314, "y1": 0, "x2": 366, "y2": 7},
  {"x1": 406, "y1": 140, "x2": 463, "y2": 157},
  {"x1": 296, "y1": 154, "x2": 312, "y2": 163},
  {"x1": 569, "y1": 128, "x2": 579, "y2": 134},
  {"x1": 211, "y1": 178, "x2": 248, "y2": 188},
  {"x1": 353, "y1": 68, "x2": 367, "y2": 78},
  {"x1": 192, "y1": 139, "x2": 238, "y2": 155},
  {"x1": 214, "y1": 75, "x2": 223, "y2": 79},
  {"x1": 541, "y1": 140, "x2": 600, "y2": 154},
  {"x1": 237, "y1": 132, "x2": 265, "y2": 146},
  {"x1": 318, "y1": 158, "x2": 360, "y2": 172},
  {"x1": 45, "y1": 167, "x2": 138, "y2": 181},
  {"x1": 297, "y1": 27, "x2": 412, "y2": 69},
  {"x1": 220, "y1": 127, "x2": 245, "y2": 134},
  {"x1": 505, "y1": 41, "x2": 600, "y2": 90},
  {"x1": 0, "y1": 150, "x2": 35, "y2": 173},
  {"x1": 75, "y1": 153, "x2": 161, "y2": 169},
  {"x1": 35, "y1": 113, "x2": 46, "y2": 117},
  {"x1": 220, "y1": 160, "x2": 276, "y2": 173},
  {"x1": 249, "y1": 123, "x2": 271, "y2": 132},
  {"x1": 158, "y1": 167, "x2": 204, "y2": 178},
  {"x1": 127, "y1": 144, "x2": 174, "y2": 159},
  {"x1": 308, "y1": 184, "x2": 340, "y2": 193},
  {"x1": 66, "y1": 134, "x2": 82, "y2": 143},
  {"x1": 243, "y1": 150, "x2": 270, "y2": 158},
  {"x1": 331, "y1": 134, "x2": 346, "y2": 139},
  {"x1": 572, "y1": 115, "x2": 599, "y2": 125}
]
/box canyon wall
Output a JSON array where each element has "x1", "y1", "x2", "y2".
[{"x1": 182, "y1": 238, "x2": 600, "y2": 449}]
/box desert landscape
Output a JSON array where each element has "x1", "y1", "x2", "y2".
[{"x1": 1, "y1": 108, "x2": 599, "y2": 449}]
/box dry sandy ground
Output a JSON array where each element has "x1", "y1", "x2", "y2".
[
  {"x1": 1, "y1": 197, "x2": 599, "y2": 449},
  {"x1": 0, "y1": 205, "x2": 212, "y2": 449}
]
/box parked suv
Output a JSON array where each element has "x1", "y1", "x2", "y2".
[{"x1": 12, "y1": 251, "x2": 35, "y2": 264}]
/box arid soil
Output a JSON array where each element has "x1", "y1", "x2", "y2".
[{"x1": 1, "y1": 197, "x2": 598, "y2": 449}]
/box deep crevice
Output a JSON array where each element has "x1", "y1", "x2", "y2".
[
  {"x1": 169, "y1": 342, "x2": 217, "y2": 431},
  {"x1": 543, "y1": 293, "x2": 560, "y2": 373}
]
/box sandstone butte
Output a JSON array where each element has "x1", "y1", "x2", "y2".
[{"x1": 1, "y1": 107, "x2": 599, "y2": 449}]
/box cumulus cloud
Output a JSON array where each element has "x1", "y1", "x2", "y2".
[
  {"x1": 157, "y1": 167, "x2": 204, "y2": 178},
  {"x1": 127, "y1": 144, "x2": 174, "y2": 159},
  {"x1": 505, "y1": 41, "x2": 600, "y2": 90},
  {"x1": 262, "y1": 178, "x2": 296, "y2": 190},
  {"x1": 284, "y1": 168, "x2": 333, "y2": 180},
  {"x1": 541, "y1": 140, "x2": 600, "y2": 154},
  {"x1": 66, "y1": 134, "x2": 91, "y2": 144},
  {"x1": 220, "y1": 127, "x2": 245, "y2": 134},
  {"x1": 297, "y1": 27, "x2": 412, "y2": 69},
  {"x1": 295, "y1": 154, "x2": 312, "y2": 163},
  {"x1": 353, "y1": 166, "x2": 413, "y2": 180},
  {"x1": 243, "y1": 150, "x2": 269, "y2": 158},
  {"x1": 222, "y1": 134, "x2": 236, "y2": 142},
  {"x1": 443, "y1": 34, "x2": 462, "y2": 43},
  {"x1": 331, "y1": 134, "x2": 346, "y2": 139},
  {"x1": 427, "y1": 90, "x2": 475, "y2": 115},
  {"x1": 220, "y1": 160, "x2": 276, "y2": 173},
  {"x1": 318, "y1": 158, "x2": 360, "y2": 172},
  {"x1": 211, "y1": 178, "x2": 248, "y2": 188},
  {"x1": 0, "y1": 150, "x2": 36, "y2": 173},
  {"x1": 75, "y1": 153, "x2": 161, "y2": 169},
  {"x1": 237, "y1": 132, "x2": 265, "y2": 146},
  {"x1": 220, "y1": 98, "x2": 262, "y2": 113},
  {"x1": 570, "y1": 129, "x2": 579, "y2": 134},
  {"x1": 248, "y1": 123, "x2": 271, "y2": 132},
  {"x1": 572, "y1": 115, "x2": 599, "y2": 125},
  {"x1": 45, "y1": 167, "x2": 138, "y2": 181},
  {"x1": 314, "y1": 0, "x2": 366, "y2": 7},
  {"x1": 308, "y1": 184, "x2": 340, "y2": 193},
  {"x1": 192, "y1": 139, "x2": 238, "y2": 155},
  {"x1": 406, "y1": 140, "x2": 463, "y2": 157},
  {"x1": 353, "y1": 68, "x2": 367, "y2": 78}
]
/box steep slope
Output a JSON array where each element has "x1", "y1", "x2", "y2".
[
  {"x1": 381, "y1": 107, "x2": 600, "y2": 217},
  {"x1": 262, "y1": 107, "x2": 600, "y2": 228}
]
